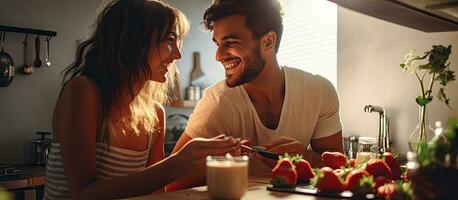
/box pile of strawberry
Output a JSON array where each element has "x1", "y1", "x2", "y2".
[{"x1": 271, "y1": 152, "x2": 413, "y2": 199}]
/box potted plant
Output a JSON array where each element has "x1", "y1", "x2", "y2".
[{"x1": 400, "y1": 45, "x2": 455, "y2": 151}]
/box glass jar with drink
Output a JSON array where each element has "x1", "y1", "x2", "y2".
[
  {"x1": 355, "y1": 136, "x2": 378, "y2": 164},
  {"x1": 206, "y1": 154, "x2": 249, "y2": 199}
]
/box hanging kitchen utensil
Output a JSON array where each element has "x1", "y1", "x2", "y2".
[
  {"x1": 20, "y1": 34, "x2": 33, "y2": 74},
  {"x1": 45, "y1": 36, "x2": 51, "y2": 67},
  {"x1": 0, "y1": 31, "x2": 15, "y2": 87},
  {"x1": 34, "y1": 36, "x2": 42, "y2": 68}
]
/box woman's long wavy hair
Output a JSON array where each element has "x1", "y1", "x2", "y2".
[{"x1": 63, "y1": 0, "x2": 189, "y2": 140}]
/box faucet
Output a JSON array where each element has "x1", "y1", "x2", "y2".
[{"x1": 364, "y1": 104, "x2": 390, "y2": 153}]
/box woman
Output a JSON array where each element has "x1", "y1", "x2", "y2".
[{"x1": 44, "y1": 0, "x2": 239, "y2": 199}]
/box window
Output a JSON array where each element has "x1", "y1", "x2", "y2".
[{"x1": 278, "y1": 0, "x2": 337, "y2": 86}]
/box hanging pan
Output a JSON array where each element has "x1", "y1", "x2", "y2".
[{"x1": 0, "y1": 31, "x2": 15, "y2": 87}]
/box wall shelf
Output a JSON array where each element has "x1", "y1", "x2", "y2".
[
  {"x1": 0, "y1": 25, "x2": 57, "y2": 37},
  {"x1": 170, "y1": 100, "x2": 198, "y2": 108}
]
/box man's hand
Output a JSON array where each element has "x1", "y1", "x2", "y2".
[
  {"x1": 256, "y1": 137, "x2": 305, "y2": 168},
  {"x1": 254, "y1": 131, "x2": 344, "y2": 169}
]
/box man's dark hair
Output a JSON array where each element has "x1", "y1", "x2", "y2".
[{"x1": 203, "y1": 0, "x2": 284, "y2": 52}]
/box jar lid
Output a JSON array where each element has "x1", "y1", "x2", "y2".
[{"x1": 358, "y1": 136, "x2": 377, "y2": 144}]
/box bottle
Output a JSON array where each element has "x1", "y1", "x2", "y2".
[
  {"x1": 347, "y1": 135, "x2": 357, "y2": 159},
  {"x1": 186, "y1": 52, "x2": 203, "y2": 101}
]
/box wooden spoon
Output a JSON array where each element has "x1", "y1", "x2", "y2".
[
  {"x1": 34, "y1": 37, "x2": 42, "y2": 68},
  {"x1": 20, "y1": 36, "x2": 33, "y2": 74}
]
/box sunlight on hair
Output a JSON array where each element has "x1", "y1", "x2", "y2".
[{"x1": 122, "y1": 63, "x2": 178, "y2": 136}]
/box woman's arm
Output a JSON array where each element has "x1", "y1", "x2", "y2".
[
  {"x1": 166, "y1": 133, "x2": 206, "y2": 191},
  {"x1": 55, "y1": 77, "x2": 239, "y2": 199},
  {"x1": 146, "y1": 103, "x2": 166, "y2": 193},
  {"x1": 147, "y1": 103, "x2": 165, "y2": 166}
]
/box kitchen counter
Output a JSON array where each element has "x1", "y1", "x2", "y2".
[
  {"x1": 0, "y1": 165, "x2": 46, "y2": 189},
  {"x1": 127, "y1": 175, "x2": 337, "y2": 200},
  {"x1": 0, "y1": 165, "x2": 46, "y2": 200}
]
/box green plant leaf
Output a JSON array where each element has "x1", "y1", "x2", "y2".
[
  {"x1": 419, "y1": 63, "x2": 431, "y2": 70},
  {"x1": 437, "y1": 88, "x2": 451, "y2": 107},
  {"x1": 435, "y1": 70, "x2": 456, "y2": 86},
  {"x1": 415, "y1": 96, "x2": 432, "y2": 106},
  {"x1": 429, "y1": 45, "x2": 452, "y2": 73}
]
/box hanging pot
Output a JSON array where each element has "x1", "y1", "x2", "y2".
[{"x1": 0, "y1": 32, "x2": 15, "y2": 87}]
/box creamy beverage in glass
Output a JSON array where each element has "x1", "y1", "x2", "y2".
[{"x1": 206, "y1": 154, "x2": 249, "y2": 199}]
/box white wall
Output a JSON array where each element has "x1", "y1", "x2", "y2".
[
  {"x1": 0, "y1": 0, "x2": 218, "y2": 164},
  {"x1": 337, "y1": 7, "x2": 458, "y2": 153},
  {"x1": 167, "y1": 0, "x2": 224, "y2": 91},
  {"x1": 1, "y1": 0, "x2": 457, "y2": 164}
]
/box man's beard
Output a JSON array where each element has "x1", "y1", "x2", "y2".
[{"x1": 226, "y1": 44, "x2": 266, "y2": 88}]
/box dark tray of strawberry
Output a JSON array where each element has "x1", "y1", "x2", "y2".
[
  {"x1": 268, "y1": 152, "x2": 409, "y2": 200},
  {"x1": 267, "y1": 184, "x2": 377, "y2": 199}
]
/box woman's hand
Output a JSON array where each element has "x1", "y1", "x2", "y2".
[{"x1": 172, "y1": 135, "x2": 240, "y2": 177}]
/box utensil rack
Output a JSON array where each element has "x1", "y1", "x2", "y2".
[{"x1": 0, "y1": 25, "x2": 57, "y2": 37}]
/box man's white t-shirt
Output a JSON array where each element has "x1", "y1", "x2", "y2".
[{"x1": 185, "y1": 66, "x2": 343, "y2": 173}]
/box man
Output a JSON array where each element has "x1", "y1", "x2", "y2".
[{"x1": 169, "y1": 0, "x2": 343, "y2": 189}]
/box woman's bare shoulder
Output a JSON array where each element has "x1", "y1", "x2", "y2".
[
  {"x1": 61, "y1": 76, "x2": 100, "y2": 99},
  {"x1": 153, "y1": 101, "x2": 165, "y2": 115},
  {"x1": 53, "y1": 76, "x2": 102, "y2": 141},
  {"x1": 56, "y1": 76, "x2": 102, "y2": 115},
  {"x1": 64, "y1": 76, "x2": 99, "y2": 92}
]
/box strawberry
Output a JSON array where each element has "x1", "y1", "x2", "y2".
[
  {"x1": 401, "y1": 172, "x2": 409, "y2": 182},
  {"x1": 315, "y1": 167, "x2": 345, "y2": 192},
  {"x1": 294, "y1": 159, "x2": 315, "y2": 183},
  {"x1": 377, "y1": 182, "x2": 396, "y2": 199},
  {"x1": 241, "y1": 139, "x2": 252, "y2": 147},
  {"x1": 322, "y1": 151, "x2": 348, "y2": 169},
  {"x1": 345, "y1": 169, "x2": 370, "y2": 192},
  {"x1": 332, "y1": 167, "x2": 353, "y2": 181},
  {"x1": 348, "y1": 158, "x2": 356, "y2": 168},
  {"x1": 377, "y1": 181, "x2": 413, "y2": 200},
  {"x1": 332, "y1": 169, "x2": 344, "y2": 177},
  {"x1": 271, "y1": 159, "x2": 297, "y2": 188},
  {"x1": 354, "y1": 175, "x2": 376, "y2": 196},
  {"x1": 383, "y1": 152, "x2": 401, "y2": 180},
  {"x1": 374, "y1": 176, "x2": 391, "y2": 191},
  {"x1": 365, "y1": 159, "x2": 392, "y2": 179}
]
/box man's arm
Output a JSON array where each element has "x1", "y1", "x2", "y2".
[
  {"x1": 165, "y1": 133, "x2": 206, "y2": 191},
  {"x1": 171, "y1": 132, "x2": 193, "y2": 155},
  {"x1": 306, "y1": 130, "x2": 343, "y2": 167}
]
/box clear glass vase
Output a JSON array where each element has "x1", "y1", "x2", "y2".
[{"x1": 408, "y1": 105, "x2": 434, "y2": 152}]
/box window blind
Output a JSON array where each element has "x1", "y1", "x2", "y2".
[{"x1": 278, "y1": 0, "x2": 337, "y2": 86}]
